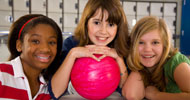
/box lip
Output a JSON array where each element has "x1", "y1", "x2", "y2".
[
  {"x1": 96, "y1": 36, "x2": 108, "y2": 42},
  {"x1": 142, "y1": 55, "x2": 155, "y2": 58},
  {"x1": 141, "y1": 54, "x2": 156, "y2": 61},
  {"x1": 36, "y1": 55, "x2": 51, "y2": 63}
]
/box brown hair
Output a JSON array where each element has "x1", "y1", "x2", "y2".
[{"x1": 74, "y1": 0, "x2": 129, "y2": 57}]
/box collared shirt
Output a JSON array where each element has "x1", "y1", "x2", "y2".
[{"x1": 0, "y1": 57, "x2": 51, "y2": 100}]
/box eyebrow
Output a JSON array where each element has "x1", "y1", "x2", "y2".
[
  {"x1": 30, "y1": 33, "x2": 39, "y2": 36},
  {"x1": 92, "y1": 18, "x2": 101, "y2": 21},
  {"x1": 30, "y1": 33, "x2": 57, "y2": 39},
  {"x1": 50, "y1": 36, "x2": 57, "y2": 39},
  {"x1": 139, "y1": 38, "x2": 161, "y2": 41}
]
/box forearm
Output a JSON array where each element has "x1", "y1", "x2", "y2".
[
  {"x1": 51, "y1": 49, "x2": 76, "y2": 98},
  {"x1": 122, "y1": 71, "x2": 145, "y2": 100},
  {"x1": 150, "y1": 92, "x2": 190, "y2": 100},
  {"x1": 116, "y1": 57, "x2": 128, "y2": 88}
]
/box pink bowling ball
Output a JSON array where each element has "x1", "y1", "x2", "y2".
[{"x1": 71, "y1": 55, "x2": 120, "y2": 100}]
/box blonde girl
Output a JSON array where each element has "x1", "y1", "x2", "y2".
[{"x1": 122, "y1": 16, "x2": 190, "y2": 100}]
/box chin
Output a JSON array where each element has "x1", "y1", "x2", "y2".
[{"x1": 142, "y1": 63, "x2": 155, "y2": 68}]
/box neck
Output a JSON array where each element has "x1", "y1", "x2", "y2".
[{"x1": 21, "y1": 59, "x2": 42, "y2": 98}]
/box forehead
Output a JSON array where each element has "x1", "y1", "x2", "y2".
[
  {"x1": 141, "y1": 29, "x2": 161, "y2": 40},
  {"x1": 91, "y1": 8, "x2": 108, "y2": 19},
  {"x1": 26, "y1": 24, "x2": 57, "y2": 38}
]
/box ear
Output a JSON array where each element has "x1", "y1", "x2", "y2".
[{"x1": 16, "y1": 40, "x2": 22, "y2": 52}]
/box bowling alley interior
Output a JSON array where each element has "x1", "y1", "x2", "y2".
[
  {"x1": 0, "y1": 0, "x2": 190, "y2": 99},
  {"x1": 0, "y1": 0, "x2": 190, "y2": 61}
]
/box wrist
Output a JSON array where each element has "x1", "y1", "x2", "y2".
[
  {"x1": 115, "y1": 56, "x2": 122, "y2": 62},
  {"x1": 69, "y1": 48, "x2": 77, "y2": 59},
  {"x1": 120, "y1": 67, "x2": 128, "y2": 76},
  {"x1": 117, "y1": 58, "x2": 126, "y2": 71}
]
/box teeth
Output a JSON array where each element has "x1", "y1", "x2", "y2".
[
  {"x1": 37, "y1": 56, "x2": 49, "y2": 59},
  {"x1": 144, "y1": 56, "x2": 153, "y2": 58},
  {"x1": 98, "y1": 37, "x2": 107, "y2": 40}
]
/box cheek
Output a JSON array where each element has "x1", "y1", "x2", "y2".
[
  {"x1": 88, "y1": 32, "x2": 94, "y2": 43},
  {"x1": 23, "y1": 43, "x2": 33, "y2": 53},
  {"x1": 158, "y1": 45, "x2": 164, "y2": 53},
  {"x1": 109, "y1": 27, "x2": 117, "y2": 36},
  {"x1": 155, "y1": 46, "x2": 164, "y2": 58},
  {"x1": 52, "y1": 46, "x2": 57, "y2": 54},
  {"x1": 87, "y1": 23, "x2": 95, "y2": 34},
  {"x1": 138, "y1": 46, "x2": 143, "y2": 54},
  {"x1": 87, "y1": 26, "x2": 95, "y2": 39}
]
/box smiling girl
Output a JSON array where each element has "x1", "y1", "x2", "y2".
[
  {"x1": 0, "y1": 14, "x2": 63, "y2": 100},
  {"x1": 122, "y1": 16, "x2": 190, "y2": 100},
  {"x1": 49, "y1": 0, "x2": 130, "y2": 99}
]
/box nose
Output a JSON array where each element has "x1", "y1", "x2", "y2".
[
  {"x1": 144, "y1": 43, "x2": 152, "y2": 52},
  {"x1": 40, "y1": 42, "x2": 50, "y2": 52},
  {"x1": 100, "y1": 23, "x2": 107, "y2": 35}
]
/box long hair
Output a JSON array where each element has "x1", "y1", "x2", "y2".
[
  {"x1": 7, "y1": 14, "x2": 63, "y2": 80},
  {"x1": 127, "y1": 16, "x2": 177, "y2": 91},
  {"x1": 74, "y1": 0, "x2": 129, "y2": 57}
]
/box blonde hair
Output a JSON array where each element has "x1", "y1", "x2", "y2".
[{"x1": 127, "y1": 16, "x2": 177, "y2": 91}]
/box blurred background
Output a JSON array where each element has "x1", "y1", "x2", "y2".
[{"x1": 0, "y1": 0, "x2": 190, "y2": 61}]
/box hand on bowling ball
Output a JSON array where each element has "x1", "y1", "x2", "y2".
[
  {"x1": 70, "y1": 46, "x2": 100, "y2": 61},
  {"x1": 70, "y1": 45, "x2": 119, "y2": 61},
  {"x1": 85, "y1": 45, "x2": 120, "y2": 60}
]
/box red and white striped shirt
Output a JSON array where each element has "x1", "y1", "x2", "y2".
[{"x1": 0, "y1": 57, "x2": 51, "y2": 100}]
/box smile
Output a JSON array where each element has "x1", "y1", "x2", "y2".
[
  {"x1": 96, "y1": 36, "x2": 108, "y2": 41},
  {"x1": 143, "y1": 55, "x2": 155, "y2": 58},
  {"x1": 36, "y1": 55, "x2": 51, "y2": 63}
]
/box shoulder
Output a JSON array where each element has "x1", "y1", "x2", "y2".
[
  {"x1": 167, "y1": 52, "x2": 190, "y2": 67},
  {"x1": 61, "y1": 36, "x2": 79, "y2": 61},
  {"x1": 63, "y1": 35, "x2": 78, "y2": 46},
  {"x1": 0, "y1": 62, "x2": 14, "y2": 74},
  {"x1": 62, "y1": 35, "x2": 79, "y2": 51},
  {"x1": 0, "y1": 62, "x2": 14, "y2": 81},
  {"x1": 164, "y1": 52, "x2": 190, "y2": 77},
  {"x1": 172, "y1": 52, "x2": 190, "y2": 75}
]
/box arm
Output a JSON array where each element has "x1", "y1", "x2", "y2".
[
  {"x1": 51, "y1": 48, "x2": 77, "y2": 98},
  {"x1": 116, "y1": 57, "x2": 128, "y2": 88},
  {"x1": 51, "y1": 47, "x2": 100, "y2": 98},
  {"x1": 122, "y1": 71, "x2": 145, "y2": 100},
  {"x1": 145, "y1": 62, "x2": 190, "y2": 100}
]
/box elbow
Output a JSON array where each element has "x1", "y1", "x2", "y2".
[{"x1": 122, "y1": 89, "x2": 144, "y2": 100}]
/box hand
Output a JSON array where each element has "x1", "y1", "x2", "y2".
[
  {"x1": 145, "y1": 86, "x2": 160, "y2": 100},
  {"x1": 70, "y1": 46, "x2": 100, "y2": 61},
  {"x1": 85, "y1": 45, "x2": 119, "y2": 60}
]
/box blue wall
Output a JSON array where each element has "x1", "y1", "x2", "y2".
[{"x1": 180, "y1": 0, "x2": 190, "y2": 56}]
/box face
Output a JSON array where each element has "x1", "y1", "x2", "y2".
[
  {"x1": 87, "y1": 8, "x2": 117, "y2": 46},
  {"x1": 17, "y1": 24, "x2": 57, "y2": 71},
  {"x1": 138, "y1": 29, "x2": 163, "y2": 71}
]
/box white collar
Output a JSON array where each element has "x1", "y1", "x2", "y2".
[{"x1": 11, "y1": 56, "x2": 47, "y2": 85}]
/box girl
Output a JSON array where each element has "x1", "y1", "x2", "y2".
[
  {"x1": 0, "y1": 14, "x2": 63, "y2": 99},
  {"x1": 122, "y1": 16, "x2": 190, "y2": 100},
  {"x1": 49, "y1": 0, "x2": 129, "y2": 99}
]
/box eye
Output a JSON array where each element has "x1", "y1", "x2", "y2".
[
  {"x1": 31, "y1": 39, "x2": 40, "y2": 44},
  {"x1": 108, "y1": 23, "x2": 115, "y2": 27},
  {"x1": 49, "y1": 41, "x2": 57, "y2": 46},
  {"x1": 93, "y1": 21, "x2": 100, "y2": 25},
  {"x1": 139, "y1": 41, "x2": 144, "y2": 44},
  {"x1": 152, "y1": 41, "x2": 160, "y2": 45}
]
